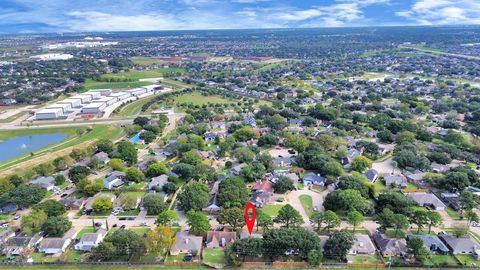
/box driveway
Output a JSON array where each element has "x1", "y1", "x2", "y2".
[
  {"x1": 286, "y1": 187, "x2": 330, "y2": 229},
  {"x1": 372, "y1": 157, "x2": 395, "y2": 175}
]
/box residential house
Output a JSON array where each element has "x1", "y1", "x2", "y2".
[
  {"x1": 438, "y1": 233, "x2": 480, "y2": 258},
  {"x1": 92, "y1": 152, "x2": 110, "y2": 164},
  {"x1": 38, "y1": 238, "x2": 71, "y2": 254},
  {"x1": 29, "y1": 176, "x2": 55, "y2": 191},
  {"x1": 347, "y1": 148, "x2": 362, "y2": 162},
  {"x1": 148, "y1": 175, "x2": 168, "y2": 191},
  {"x1": 60, "y1": 197, "x2": 86, "y2": 210},
  {"x1": 240, "y1": 232, "x2": 263, "y2": 239},
  {"x1": 252, "y1": 180, "x2": 274, "y2": 193},
  {"x1": 206, "y1": 231, "x2": 236, "y2": 248},
  {"x1": 251, "y1": 191, "x2": 273, "y2": 208},
  {"x1": 303, "y1": 172, "x2": 326, "y2": 187},
  {"x1": 383, "y1": 174, "x2": 407, "y2": 188},
  {"x1": 372, "y1": 231, "x2": 407, "y2": 257},
  {"x1": 103, "y1": 171, "x2": 125, "y2": 189},
  {"x1": 406, "y1": 192, "x2": 446, "y2": 210},
  {"x1": 364, "y1": 169, "x2": 379, "y2": 183},
  {"x1": 0, "y1": 229, "x2": 15, "y2": 245},
  {"x1": 440, "y1": 193, "x2": 462, "y2": 211},
  {"x1": 231, "y1": 163, "x2": 246, "y2": 175},
  {"x1": 349, "y1": 234, "x2": 376, "y2": 255},
  {"x1": 431, "y1": 162, "x2": 447, "y2": 173},
  {"x1": 74, "y1": 229, "x2": 107, "y2": 252},
  {"x1": 407, "y1": 234, "x2": 449, "y2": 254},
  {"x1": 0, "y1": 203, "x2": 18, "y2": 214},
  {"x1": 170, "y1": 232, "x2": 203, "y2": 256},
  {"x1": 273, "y1": 156, "x2": 296, "y2": 167},
  {"x1": 405, "y1": 172, "x2": 427, "y2": 186},
  {"x1": 3, "y1": 233, "x2": 43, "y2": 256}
]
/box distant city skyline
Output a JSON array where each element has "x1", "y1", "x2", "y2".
[{"x1": 1, "y1": 0, "x2": 480, "y2": 34}]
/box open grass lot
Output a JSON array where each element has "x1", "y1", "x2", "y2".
[
  {"x1": 101, "y1": 69, "x2": 186, "y2": 81},
  {"x1": 174, "y1": 92, "x2": 233, "y2": 106},
  {"x1": 351, "y1": 255, "x2": 382, "y2": 264},
  {"x1": 162, "y1": 78, "x2": 194, "y2": 89},
  {"x1": 426, "y1": 254, "x2": 459, "y2": 266},
  {"x1": 203, "y1": 248, "x2": 225, "y2": 265},
  {"x1": 0, "y1": 125, "x2": 124, "y2": 172},
  {"x1": 131, "y1": 57, "x2": 167, "y2": 65},
  {"x1": 299, "y1": 194, "x2": 313, "y2": 217},
  {"x1": 85, "y1": 79, "x2": 151, "y2": 90},
  {"x1": 445, "y1": 207, "x2": 462, "y2": 219},
  {"x1": 117, "y1": 95, "x2": 159, "y2": 116},
  {"x1": 31, "y1": 252, "x2": 58, "y2": 263},
  {"x1": 76, "y1": 227, "x2": 95, "y2": 239},
  {"x1": 63, "y1": 249, "x2": 89, "y2": 263},
  {"x1": 261, "y1": 204, "x2": 283, "y2": 217},
  {"x1": 455, "y1": 255, "x2": 479, "y2": 266},
  {"x1": 0, "y1": 111, "x2": 29, "y2": 123}
]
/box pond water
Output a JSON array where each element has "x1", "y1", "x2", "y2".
[{"x1": 0, "y1": 133, "x2": 69, "y2": 163}]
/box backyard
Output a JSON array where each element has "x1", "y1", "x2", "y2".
[{"x1": 203, "y1": 248, "x2": 225, "y2": 265}]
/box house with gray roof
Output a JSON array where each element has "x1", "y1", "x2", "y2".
[
  {"x1": 303, "y1": 172, "x2": 326, "y2": 187},
  {"x1": 407, "y1": 234, "x2": 449, "y2": 254},
  {"x1": 170, "y1": 232, "x2": 203, "y2": 256},
  {"x1": 30, "y1": 176, "x2": 55, "y2": 191},
  {"x1": 438, "y1": 233, "x2": 480, "y2": 258},
  {"x1": 103, "y1": 171, "x2": 125, "y2": 189},
  {"x1": 349, "y1": 234, "x2": 376, "y2": 255},
  {"x1": 364, "y1": 169, "x2": 378, "y2": 183},
  {"x1": 372, "y1": 231, "x2": 407, "y2": 257},
  {"x1": 383, "y1": 174, "x2": 407, "y2": 188},
  {"x1": 148, "y1": 175, "x2": 168, "y2": 191},
  {"x1": 405, "y1": 192, "x2": 446, "y2": 210},
  {"x1": 74, "y1": 228, "x2": 107, "y2": 252},
  {"x1": 92, "y1": 152, "x2": 110, "y2": 164}
]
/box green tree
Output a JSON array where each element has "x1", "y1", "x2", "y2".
[
  {"x1": 347, "y1": 210, "x2": 365, "y2": 232},
  {"x1": 323, "y1": 231, "x2": 354, "y2": 260},
  {"x1": 410, "y1": 209, "x2": 429, "y2": 233},
  {"x1": 117, "y1": 141, "x2": 138, "y2": 165},
  {"x1": 323, "y1": 189, "x2": 369, "y2": 214},
  {"x1": 8, "y1": 185, "x2": 46, "y2": 207},
  {"x1": 34, "y1": 200, "x2": 66, "y2": 217},
  {"x1": 226, "y1": 238, "x2": 263, "y2": 266},
  {"x1": 256, "y1": 209, "x2": 273, "y2": 232},
  {"x1": 177, "y1": 181, "x2": 210, "y2": 212},
  {"x1": 426, "y1": 211, "x2": 442, "y2": 233},
  {"x1": 262, "y1": 228, "x2": 320, "y2": 260},
  {"x1": 68, "y1": 165, "x2": 90, "y2": 183},
  {"x1": 145, "y1": 163, "x2": 168, "y2": 177},
  {"x1": 125, "y1": 167, "x2": 145, "y2": 183},
  {"x1": 96, "y1": 139, "x2": 114, "y2": 153},
  {"x1": 186, "y1": 210, "x2": 211, "y2": 235},
  {"x1": 273, "y1": 176, "x2": 294, "y2": 194},
  {"x1": 351, "y1": 156, "x2": 373, "y2": 172},
  {"x1": 92, "y1": 196, "x2": 113, "y2": 214},
  {"x1": 233, "y1": 147, "x2": 255, "y2": 163},
  {"x1": 407, "y1": 237, "x2": 429, "y2": 263},
  {"x1": 459, "y1": 190, "x2": 477, "y2": 213},
  {"x1": 392, "y1": 213, "x2": 409, "y2": 237},
  {"x1": 217, "y1": 207, "x2": 246, "y2": 232},
  {"x1": 156, "y1": 210, "x2": 179, "y2": 225},
  {"x1": 41, "y1": 216, "x2": 72, "y2": 237},
  {"x1": 21, "y1": 209, "x2": 47, "y2": 236},
  {"x1": 310, "y1": 210, "x2": 340, "y2": 232},
  {"x1": 54, "y1": 174, "x2": 66, "y2": 186},
  {"x1": 142, "y1": 194, "x2": 167, "y2": 215},
  {"x1": 307, "y1": 249, "x2": 323, "y2": 266},
  {"x1": 0, "y1": 178, "x2": 14, "y2": 197},
  {"x1": 274, "y1": 204, "x2": 304, "y2": 228},
  {"x1": 108, "y1": 158, "x2": 124, "y2": 171},
  {"x1": 217, "y1": 177, "x2": 249, "y2": 208}
]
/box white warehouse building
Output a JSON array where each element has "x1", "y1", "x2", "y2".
[
  {"x1": 71, "y1": 94, "x2": 92, "y2": 104},
  {"x1": 81, "y1": 91, "x2": 102, "y2": 100},
  {"x1": 81, "y1": 102, "x2": 107, "y2": 114},
  {"x1": 58, "y1": 98, "x2": 82, "y2": 108},
  {"x1": 108, "y1": 92, "x2": 131, "y2": 102},
  {"x1": 47, "y1": 103, "x2": 72, "y2": 114},
  {"x1": 90, "y1": 89, "x2": 112, "y2": 96},
  {"x1": 96, "y1": 96, "x2": 117, "y2": 106},
  {"x1": 128, "y1": 88, "x2": 147, "y2": 97},
  {"x1": 35, "y1": 108, "x2": 63, "y2": 120}
]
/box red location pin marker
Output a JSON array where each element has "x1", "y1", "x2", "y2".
[{"x1": 244, "y1": 202, "x2": 256, "y2": 235}]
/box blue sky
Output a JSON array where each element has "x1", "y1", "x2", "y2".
[{"x1": 1, "y1": 0, "x2": 480, "y2": 33}]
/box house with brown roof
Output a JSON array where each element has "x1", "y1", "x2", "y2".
[
  {"x1": 206, "y1": 231, "x2": 236, "y2": 248},
  {"x1": 252, "y1": 180, "x2": 273, "y2": 193}
]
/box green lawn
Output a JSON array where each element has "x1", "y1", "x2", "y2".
[
  {"x1": 0, "y1": 111, "x2": 28, "y2": 123},
  {"x1": 63, "y1": 249, "x2": 89, "y2": 262},
  {"x1": 0, "y1": 214, "x2": 11, "y2": 222},
  {"x1": 118, "y1": 209, "x2": 140, "y2": 216},
  {"x1": 31, "y1": 252, "x2": 58, "y2": 263},
  {"x1": 162, "y1": 78, "x2": 194, "y2": 89},
  {"x1": 299, "y1": 194, "x2": 313, "y2": 217},
  {"x1": 261, "y1": 204, "x2": 283, "y2": 217},
  {"x1": 351, "y1": 255, "x2": 382, "y2": 264},
  {"x1": 173, "y1": 92, "x2": 233, "y2": 106},
  {"x1": 426, "y1": 254, "x2": 459, "y2": 266},
  {"x1": 101, "y1": 69, "x2": 186, "y2": 81},
  {"x1": 117, "y1": 95, "x2": 159, "y2": 116},
  {"x1": 85, "y1": 79, "x2": 151, "y2": 90},
  {"x1": 455, "y1": 255, "x2": 479, "y2": 266},
  {"x1": 76, "y1": 226, "x2": 95, "y2": 239},
  {"x1": 203, "y1": 248, "x2": 225, "y2": 265},
  {"x1": 445, "y1": 207, "x2": 462, "y2": 219}
]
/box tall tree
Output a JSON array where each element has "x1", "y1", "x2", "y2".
[
  {"x1": 323, "y1": 231, "x2": 354, "y2": 261},
  {"x1": 217, "y1": 207, "x2": 246, "y2": 232},
  {"x1": 347, "y1": 210, "x2": 365, "y2": 233},
  {"x1": 274, "y1": 204, "x2": 304, "y2": 228},
  {"x1": 310, "y1": 210, "x2": 340, "y2": 232},
  {"x1": 186, "y1": 210, "x2": 211, "y2": 235}
]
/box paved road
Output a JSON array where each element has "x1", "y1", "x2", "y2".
[
  {"x1": 287, "y1": 186, "x2": 331, "y2": 229},
  {"x1": 372, "y1": 157, "x2": 395, "y2": 175}
]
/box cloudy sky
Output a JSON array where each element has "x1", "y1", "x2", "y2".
[{"x1": 1, "y1": 0, "x2": 480, "y2": 33}]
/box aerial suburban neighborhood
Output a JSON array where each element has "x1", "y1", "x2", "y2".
[{"x1": 1, "y1": 23, "x2": 480, "y2": 270}]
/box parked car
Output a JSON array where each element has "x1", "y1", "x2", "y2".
[
  {"x1": 140, "y1": 222, "x2": 147, "y2": 226},
  {"x1": 126, "y1": 217, "x2": 135, "y2": 221},
  {"x1": 94, "y1": 222, "x2": 103, "y2": 227},
  {"x1": 13, "y1": 215, "x2": 20, "y2": 220},
  {"x1": 183, "y1": 254, "x2": 193, "y2": 262}
]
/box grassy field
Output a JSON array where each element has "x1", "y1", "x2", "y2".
[
  {"x1": 0, "y1": 125, "x2": 124, "y2": 173},
  {"x1": 261, "y1": 204, "x2": 283, "y2": 217},
  {"x1": 131, "y1": 57, "x2": 168, "y2": 65},
  {"x1": 0, "y1": 111, "x2": 29, "y2": 123},
  {"x1": 299, "y1": 194, "x2": 313, "y2": 217},
  {"x1": 117, "y1": 95, "x2": 157, "y2": 116},
  {"x1": 426, "y1": 255, "x2": 459, "y2": 266},
  {"x1": 76, "y1": 227, "x2": 95, "y2": 239},
  {"x1": 174, "y1": 92, "x2": 233, "y2": 105},
  {"x1": 162, "y1": 78, "x2": 194, "y2": 89},
  {"x1": 203, "y1": 248, "x2": 225, "y2": 265},
  {"x1": 85, "y1": 79, "x2": 151, "y2": 90},
  {"x1": 100, "y1": 68, "x2": 187, "y2": 81}
]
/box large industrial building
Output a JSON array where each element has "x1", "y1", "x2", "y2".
[
  {"x1": 35, "y1": 108, "x2": 63, "y2": 120},
  {"x1": 108, "y1": 92, "x2": 132, "y2": 102},
  {"x1": 70, "y1": 94, "x2": 92, "y2": 104},
  {"x1": 81, "y1": 102, "x2": 107, "y2": 114},
  {"x1": 46, "y1": 103, "x2": 72, "y2": 114},
  {"x1": 96, "y1": 96, "x2": 117, "y2": 106},
  {"x1": 58, "y1": 98, "x2": 82, "y2": 108}
]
